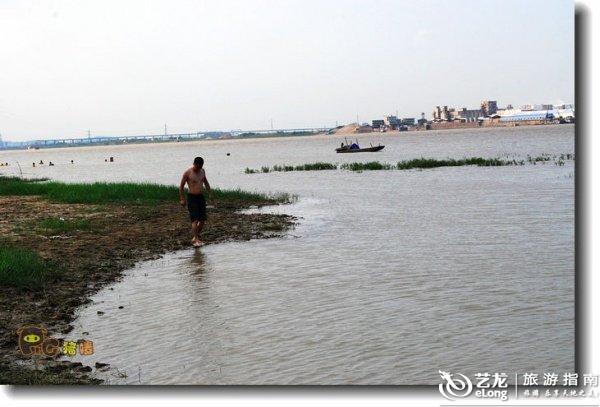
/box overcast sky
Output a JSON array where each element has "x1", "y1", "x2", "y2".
[{"x1": 0, "y1": 0, "x2": 573, "y2": 141}]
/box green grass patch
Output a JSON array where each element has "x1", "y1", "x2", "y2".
[
  {"x1": 340, "y1": 161, "x2": 393, "y2": 171},
  {"x1": 211, "y1": 187, "x2": 278, "y2": 202},
  {"x1": 248, "y1": 162, "x2": 339, "y2": 173},
  {"x1": 244, "y1": 156, "x2": 538, "y2": 174},
  {"x1": 395, "y1": 157, "x2": 518, "y2": 170},
  {"x1": 37, "y1": 217, "x2": 91, "y2": 234},
  {"x1": 0, "y1": 176, "x2": 276, "y2": 204},
  {"x1": 527, "y1": 154, "x2": 552, "y2": 164},
  {"x1": 272, "y1": 165, "x2": 295, "y2": 172},
  {"x1": 293, "y1": 162, "x2": 338, "y2": 171},
  {"x1": 0, "y1": 245, "x2": 58, "y2": 289}
]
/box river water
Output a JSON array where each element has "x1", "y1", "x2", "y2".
[{"x1": 1, "y1": 125, "x2": 575, "y2": 384}]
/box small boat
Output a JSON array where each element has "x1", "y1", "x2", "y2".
[
  {"x1": 336, "y1": 139, "x2": 385, "y2": 153},
  {"x1": 336, "y1": 145, "x2": 385, "y2": 153}
]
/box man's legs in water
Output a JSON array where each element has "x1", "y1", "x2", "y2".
[{"x1": 191, "y1": 220, "x2": 199, "y2": 244}]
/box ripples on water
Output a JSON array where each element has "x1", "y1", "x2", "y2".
[{"x1": 2, "y1": 125, "x2": 574, "y2": 384}]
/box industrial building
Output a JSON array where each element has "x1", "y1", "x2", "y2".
[
  {"x1": 372, "y1": 119, "x2": 385, "y2": 129},
  {"x1": 481, "y1": 100, "x2": 498, "y2": 116},
  {"x1": 497, "y1": 106, "x2": 575, "y2": 123},
  {"x1": 497, "y1": 110, "x2": 554, "y2": 122},
  {"x1": 385, "y1": 116, "x2": 400, "y2": 128}
]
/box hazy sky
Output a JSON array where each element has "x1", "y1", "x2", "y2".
[{"x1": 1, "y1": 0, "x2": 573, "y2": 141}]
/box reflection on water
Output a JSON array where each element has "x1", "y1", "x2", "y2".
[{"x1": 2, "y1": 125, "x2": 575, "y2": 384}]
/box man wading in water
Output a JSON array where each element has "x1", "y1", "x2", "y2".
[{"x1": 179, "y1": 157, "x2": 213, "y2": 247}]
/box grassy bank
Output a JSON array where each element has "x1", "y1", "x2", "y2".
[
  {"x1": 0, "y1": 175, "x2": 295, "y2": 384},
  {"x1": 38, "y1": 217, "x2": 92, "y2": 233},
  {"x1": 0, "y1": 176, "x2": 288, "y2": 292},
  {"x1": 244, "y1": 154, "x2": 574, "y2": 174},
  {"x1": 0, "y1": 245, "x2": 59, "y2": 289},
  {"x1": 0, "y1": 176, "x2": 276, "y2": 204}
]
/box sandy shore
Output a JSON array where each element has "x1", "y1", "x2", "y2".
[{"x1": 0, "y1": 194, "x2": 295, "y2": 384}]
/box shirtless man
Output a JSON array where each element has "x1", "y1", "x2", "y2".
[{"x1": 179, "y1": 157, "x2": 213, "y2": 247}]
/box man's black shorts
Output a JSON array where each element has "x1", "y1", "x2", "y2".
[{"x1": 187, "y1": 193, "x2": 207, "y2": 222}]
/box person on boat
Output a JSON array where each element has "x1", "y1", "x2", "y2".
[
  {"x1": 179, "y1": 156, "x2": 213, "y2": 247},
  {"x1": 350, "y1": 142, "x2": 359, "y2": 150}
]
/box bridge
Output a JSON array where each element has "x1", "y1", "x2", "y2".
[
  {"x1": 229, "y1": 127, "x2": 331, "y2": 137},
  {"x1": 0, "y1": 127, "x2": 333, "y2": 150}
]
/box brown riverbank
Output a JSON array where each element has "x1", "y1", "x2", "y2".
[{"x1": 0, "y1": 194, "x2": 295, "y2": 384}]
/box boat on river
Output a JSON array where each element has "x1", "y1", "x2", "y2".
[{"x1": 335, "y1": 139, "x2": 385, "y2": 153}]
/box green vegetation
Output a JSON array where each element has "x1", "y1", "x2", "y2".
[
  {"x1": 244, "y1": 154, "x2": 575, "y2": 174},
  {"x1": 271, "y1": 165, "x2": 295, "y2": 172},
  {"x1": 212, "y1": 187, "x2": 282, "y2": 202},
  {"x1": 0, "y1": 245, "x2": 58, "y2": 289},
  {"x1": 246, "y1": 162, "x2": 338, "y2": 174},
  {"x1": 560, "y1": 153, "x2": 575, "y2": 160},
  {"x1": 340, "y1": 161, "x2": 393, "y2": 171},
  {"x1": 527, "y1": 154, "x2": 552, "y2": 164},
  {"x1": 293, "y1": 162, "x2": 338, "y2": 171},
  {"x1": 0, "y1": 362, "x2": 99, "y2": 384},
  {"x1": 524, "y1": 153, "x2": 576, "y2": 167},
  {"x1": 37, "y1": 217, "x2": 91, "y2": 234},
  {"x1": 244, "y1": 156, "x2": 534, "y2": 174},
  {"x1": 0, "y1": 176, "x2": 276, "y2": 204},
  {"x1": 395, "y1": 157, "x2": 521, "y2": 170}
]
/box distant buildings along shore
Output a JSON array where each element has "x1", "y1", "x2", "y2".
[
  {"x1": 431, "y1": 100, "x2": 574, "y2": 123},
  {"x1": 0, "y1": 99, "x2": 575, "y2": 150},
  {"x1": 360, "y1": 100, "x2": 575, "y2": 133}
]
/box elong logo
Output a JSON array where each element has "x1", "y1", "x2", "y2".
[{"x1": 438, "y1": 370, "x2": 473, "y2": 400}]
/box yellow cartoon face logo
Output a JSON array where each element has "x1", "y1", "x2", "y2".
[
  {"x1": 23, "y1": 334, "x2": 41, "y2": 343},
  {"x1": 16, "y1": 324, "x2": 93, "y2": 357},
  {"x1": 16, "y1": 324, "x2": 47, "y2": 356}
]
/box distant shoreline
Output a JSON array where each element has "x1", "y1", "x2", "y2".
[
  {"x1": 0, "y1": 122, "x2": 574, "y2": 152},
  {"x1": 0, "y1": 129, "x2": 327, "y2": 151},
  {"x1": 332, "y1": 121, "x2": 574, "y2": 136}
]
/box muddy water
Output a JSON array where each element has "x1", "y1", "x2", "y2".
[{"x1": 1, "y1": 125, "x2": 575, "y2": 384}]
